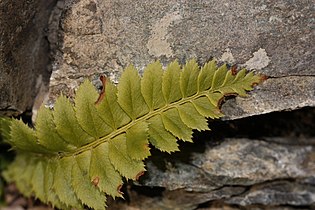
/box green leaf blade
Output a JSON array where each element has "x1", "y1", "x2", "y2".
[
  {"x1": 117, "y1": 65, "x2": 149, "y2": 120},
  {"x1": 90, "y1": 142, "x2": 123, "y2": 198},
  {"x1": 31, "y1": 159, "x2": 47, "y2": 202},
  {"x1": 72, "y1": 153, "x2": 107, "y2": 210},
  {"x1": 54, "y1": 95, "x2": 94, "y2": 147},
  {"x1": 162, "y1": 61, "x2": 182, "y2": 103},
  {"x1": 96, "y1": 81, "x2": 131, "y2": 130},
  {"x1": 161, "y1": 109, "x2": 193, "y2": 142},
  {"x1": 198, "y1": 60, "x2": 217, "y2": 91},
  {"x1": 126, "y1": 121, "x2": 150, "y2": 160},
  {"x1": 208, "y1": 92, "x2": 224, "y2": 107},
  {"x1": 75, "y1": 80, "x2": 113, "y2": 139},
  {"x1": 43, "y1": 159, "x2": 66, "y2": 209},
  {"x1": 177, "y1": 103, "x2": 209, "y2": 131},
  {"x1": 9, "y1": 119, "x2": 49, "y2": 153},
  {"x1": 2, "y1": 58, "x2": 264, "y2": 210},
  {"x1": 211, "y1": 64, "x2": 228, "y2": 90},
  {"x1": 222, "y1": 70, "x2": 235, "y2": 86},
  {"x1": 148, "y1": 115, "x2": 179, "y2": 153},
  {"x1": 141, "y1": 61, "x2": 166, "y2": 110},
  {"x1": 180, "y1": 59, "x2": 199, "y2": 97},
  {"x1": 53, "y1": 158, "x2": 83, "y2": 209},
  {"x1": 192, "y1": 96, "x2": 224, "y2": 119},
  {"x1": 3, "y1": 154, "x2": 35, "y2": 197},
  {"x1": 36, "y1": 106, "x2": 76, "y2": 152},
  {"x1": 108, "y1": 134, "x2": 146, "y2": 179},
  {"x1": 0, "y1": 117, "x2": 11, "y2": 141},
  {"x1": 218, "y1": 69, "x2": 261, "y2": 97},
  {"x1": 242, "y1": 71, "x2": 262, "y2": 90}
]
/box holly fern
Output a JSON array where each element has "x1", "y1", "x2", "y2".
[{"x1": 0, "y1": 59, "x2": 262, "y2": 209}]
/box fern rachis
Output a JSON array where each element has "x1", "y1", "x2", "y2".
[{"x1": 0, "y1": 59, "x2": 262, "y2": 210}]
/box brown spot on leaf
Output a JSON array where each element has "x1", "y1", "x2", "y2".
[{"x1": 92, "y1": 176, "x2": 100, "y2": 187}]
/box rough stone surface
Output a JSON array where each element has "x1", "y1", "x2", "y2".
[
  {"x1": 141, "y1": 138, "x2": 315, "y2": 189},
  {"x1": 0, "y1": 0, "x2": 55, "y2": 116},
  {"x1": 121, "y1": 108, "x2": 315, "y2": 209},
  {"x1": 131, "y1": 136, "x2": 315, "y2": 209},
  {"x1": 226, "y1": 181, "x2": 315, "y2": 206},
  {"x1": 47, "y1": 0, "x2": 314, "y2": 119},
  {"x1": 222, "y1": 76, "x2": 315, "y2": 120}
]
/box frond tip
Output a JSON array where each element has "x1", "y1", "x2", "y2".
[{"x1": 2, "y1": 59, "x2": 263, "y2": 210}]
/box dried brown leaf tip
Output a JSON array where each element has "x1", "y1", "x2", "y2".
[
  {"x1": 95, "y1": 75, "x2": 107, "y2": 105},
  {"x1": 135, "y1": 171, "x2": 145, "y2": 181},
  {"x1": 230, "y1": 65, "x2": 238, "y2": 75},
  {"x1": 259, "y1": 74, "x2": 268, "y2": 82},
  {"x1": 117, "y1": 184, "x2": 124, "y2": 195},
  {"x1": 253, "y1": 74, "x2": 268, "y2": 87}
]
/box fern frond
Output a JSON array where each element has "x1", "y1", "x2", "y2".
[{"x1": 1, "y1": 59, "x2": 262, "y2": 210}]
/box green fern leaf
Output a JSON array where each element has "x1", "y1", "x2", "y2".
[
  {"x1": 0, "y1": 117, "x2": 11, "y2": 141},
  {"x1": 9, "y1": 119, "x2": 48, "y2": 153},
  {"x1": 89, "y1": 142, "x2": 123, "y2": 198},
  {"x1": 31, "y1": 160, "x2": 46, "y2": 202},
  {"x1": 177, "y1": 102, "x2": 209, "y2": 131},
  {"x1": 108, "y1": 134, "x2": 146, "y2": 179},
  {"x1": 1, "y1": 59, "x2": 263, "y2": 210},
  {"x1": 211, "y1": 64, "x2": 228, "y2": 90},
  {"x1": 117, "y1": 65, "x2": 149, "y2": 119},
  {"x1": 43, "y1": 160, "x2": 65, "y2": 209},
  {"x1": 126, "y1": 121, "x2": 150, "y2": 160},
  {"x1": 162, "y1": 108, "x2": 193, "y2": 142},
  {"x1": 53, "y1": 158, "x2": 83, "y2": 209},
  {"x1": 75, "y1": 80, "x2": 113, "y2": 138},
  {"x1": 147, "y1": 115, "x2": 179, "y2": 153},
  {"x1": 72, "y1": 152, "x2": 107, "y2": 210},
  {"x1": 141, "y1": 61, "x2": 165, "y2": 110},
  {"x1": 198, "y1": 60, "x2": 217, "y2": 91},
  {"x1": 36, "y1": 106, "x2": 75, "y2": 152},
  {"x1": 54, "y1": 95, "x2": 94, "y2": 147},
  {"x1": 180, "y1": 59, "x2": 200, "y2": 97},
  {"x1": 162, "y1": 60, "x2": 182, "y2": 103},
  {"x1": 3, "y1": 154, "x2": 34, "y2": 197},
  {"x1": 96, "y1": 81, "x2": 131, "y2": 129},
  {"x1": 193, "y1": 96, "x2": 223, "y2": 119}
]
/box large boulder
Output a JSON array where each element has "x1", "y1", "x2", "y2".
[
  {"x1": 48, "y1": 0, "x2": 314, "y2": 120},
  {"x1": 0, "y1": 0, "x2": 55, "y2": 116}
]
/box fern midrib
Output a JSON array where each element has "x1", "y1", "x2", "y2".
[{"x1": 60, "y1": 88, "x2": 216, "y2": 157}]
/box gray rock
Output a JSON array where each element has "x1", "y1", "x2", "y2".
[
  {"x1": 0, "y1": 0, "x2": 55, "y2": 116},
  {"x1": 141, "y1": 138, "x2": 315, "y2": 191},
  {"x1": 133, "y1": 137, "x2": 315, "y2": 209},
  {"x1": 222, "y1": 76, "x2": 315, "y2": 120},
  {"x1": 195, "y1": 138, "x2": 315, "y2": 185},
  {"x1": 48, "y1": 0, "x2": 314, "y2": 120},
  {"x1": 226, "y1": 181, "x2": 315, "y2": 206},
  {"x1": 159, "y1": 187, "x2": 246, "y2": 210}
]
